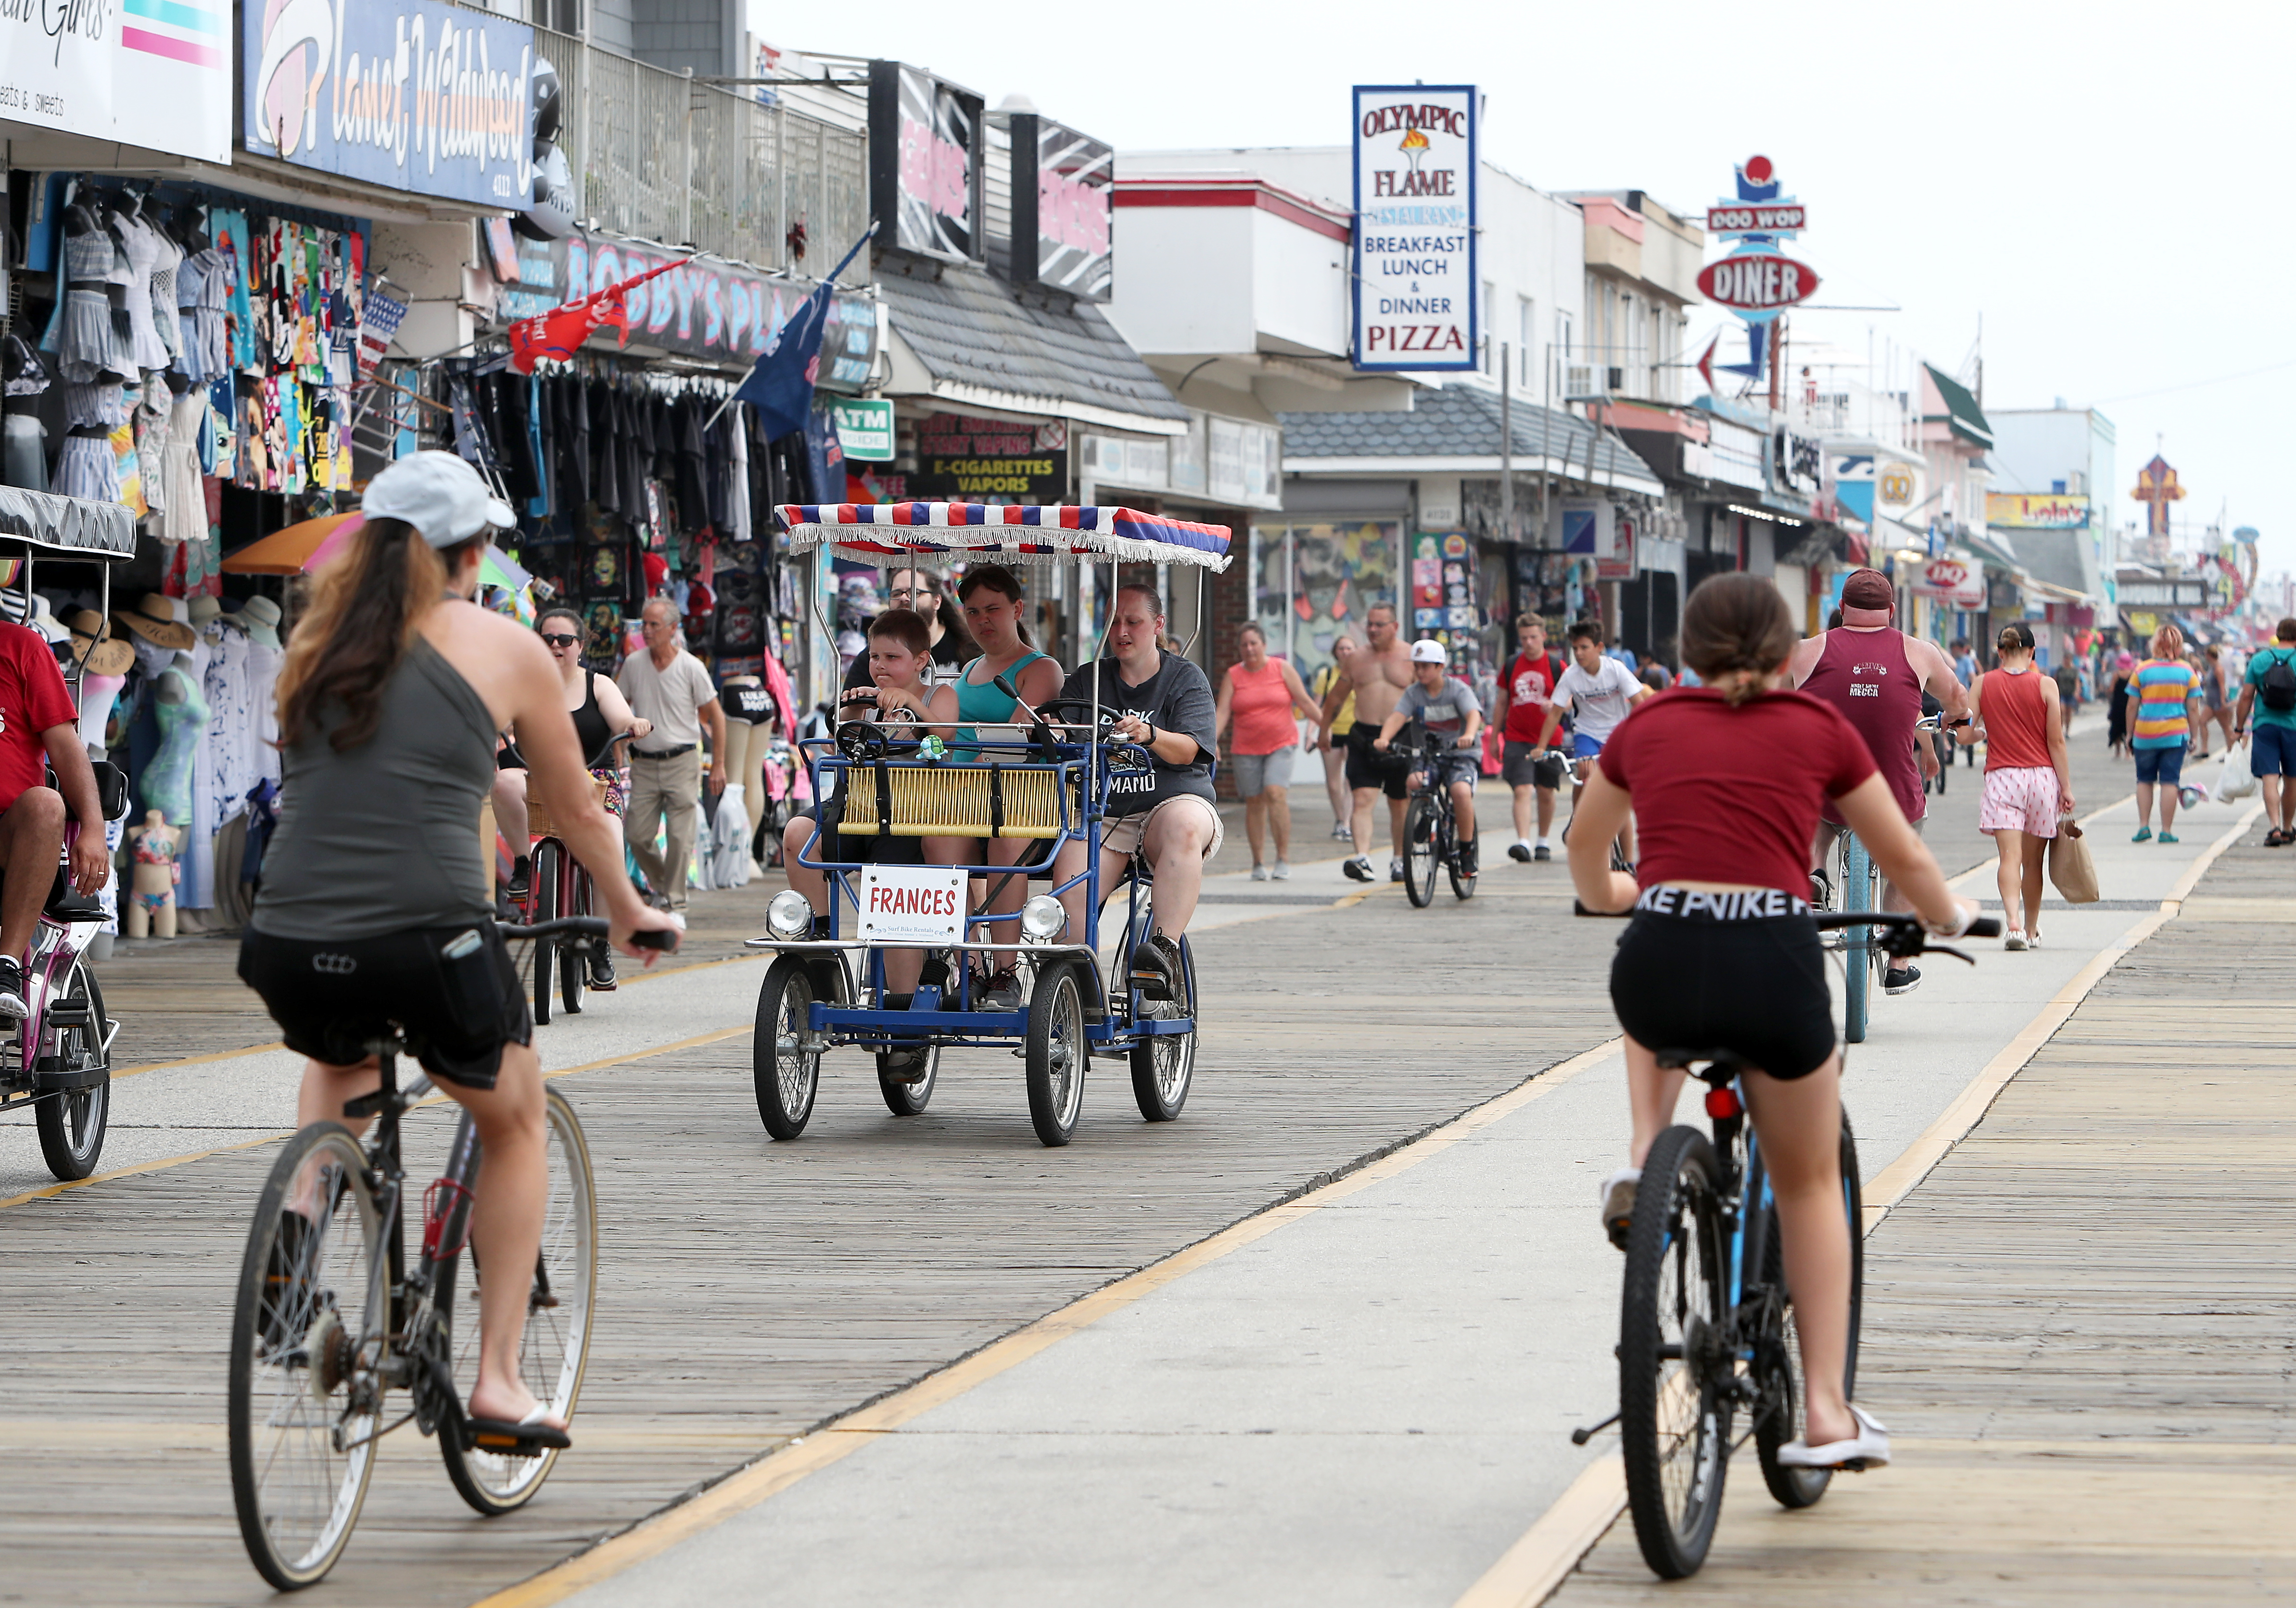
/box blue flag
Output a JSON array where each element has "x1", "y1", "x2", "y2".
[{"x1": 730, "y1": 225, "x2": 876, "y2": 442}]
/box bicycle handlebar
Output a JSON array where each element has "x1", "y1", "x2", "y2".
[{"x1": 496, "y1": 916, "x2": 678, "y2": 952}]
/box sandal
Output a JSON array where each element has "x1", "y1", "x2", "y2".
[{"x1": 464, "y1": 1402, "x2": 571, "y2": 1458}]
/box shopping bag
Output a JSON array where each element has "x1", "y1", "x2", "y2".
[
  {"x1": 2048, "y1": 816, "x2": 2100, "y2": 904},
  {"x1": 2213, "y1": 742, "x2": 2259, "y2": 804}
]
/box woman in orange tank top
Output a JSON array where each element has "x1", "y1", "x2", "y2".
[
  {"x1": 1960, "y1": 623, "x2": 2074, "y2": 949},
  {"x1": 1214, "y1": 622, "x2": 1322, "y2": 879}
]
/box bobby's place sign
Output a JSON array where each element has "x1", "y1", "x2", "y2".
[{"x1": 1351, "y1": 84, "x2": 1478, "y2": 373}]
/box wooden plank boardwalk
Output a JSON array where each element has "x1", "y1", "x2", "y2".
[
  {"x1": 1554, "y1": 816, "x2": 2296, "y2": 1603},
  {"x1": 0, "y1": 863, "x2": 1616, "y2": 1608}
]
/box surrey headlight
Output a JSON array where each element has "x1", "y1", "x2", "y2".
[
  {"x1": 1019, "y1": 894, "x2": 1066, "y2": 942},
  {"x1": 768, "y1": 890, "x2": 814, "y2": 939}
]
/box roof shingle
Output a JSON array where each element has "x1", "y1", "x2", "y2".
[{"x1": 1277, "y1": 387, "x2": 1659, "y2": 488}]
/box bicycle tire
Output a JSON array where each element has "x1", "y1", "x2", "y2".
[
  {"x1": 1025, "y1": 960, "x2": 1088, "y2": 1147},
  {"x1": 558, "y1": 867, "x2": 588, "y2": 1018},
  {"x1": 1840, "y1": 834, "x2": 1873, "y2": 1044},
  {"x1": 1620, "y1": 1124, "x2": 1731, "y2": 1580},
  {"x1": 1402, "y1": 795, "x2": 1438, "y2": 908},
  {"x1": 228, "y1": 1123, "x2": 384, "y2": 1591},
  {"x1": 532, "y1": 840, "x2": 561, "y2": 1027},
  {"x1": 754, "y1": 955, "x2": 823, "y2": 1140},
  {"x1": 876, "y1": 1043, "x2": 939, "y2": 1115},
  {"x1": 438, "y1": 1086, "x2": 598, "y2": 1515},
  {"x1": 1753, "y1": 1112, "x2": 1865, "y2": 1508},
  {"x1": 1129, "y1": 933, "x2": 1195, "y2": 1122},
  {"x1": 1446, "y1": 825, "x2": 1477, "y2": 901},
  {"x1": 35, "y1": 962, "x2": 110, "y2": 1181}
]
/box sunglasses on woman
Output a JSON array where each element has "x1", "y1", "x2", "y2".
[{"x1": 540, "y1": 632, "x2": 581, "y2": 649}]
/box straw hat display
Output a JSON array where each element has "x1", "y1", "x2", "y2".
[
  {"x1": 113, "y1": 593, "x2": 196, "y2": 651},
  {"x1": 67, "y1": 610, "x2": 135, "y2": 677}
]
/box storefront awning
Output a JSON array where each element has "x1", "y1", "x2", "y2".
[
  {"x1": 1922, "y1": 363, "x2": 1994, "y2": 450},
  {"x1": 878, "y1": 261, "x2": 1188, "y2": 437},
  {"x1": 1276, "y1": 386, "x2": 1662, "y2": 496}
]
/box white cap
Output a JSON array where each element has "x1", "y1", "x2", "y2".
[
  {"x1": 1409, "y1": 638, "x2": 1447, "y2": 664},
  {"x1": 361, "y1": 451, "x2": 516, "y2": 549}
]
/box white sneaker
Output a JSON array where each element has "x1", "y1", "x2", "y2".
[
  {"x1": 1343, "y1": 855, "x2": 1374, "y2": 882},
  {"x1": 2004, "y1": 929, "x2": 2028, "y2": 951},
  {"x1": 1331, "y1": 821, "x2": 1353, "y2": 841},
  {"x1": 2028, "y1": 929, "x2": 2042, "y2": 949},
  {"x1": 1778, "y1": 1403, "x2": 1891, "y2": 1469},
  {"x1": 1250, "y1": 863, "x2": 1269, "y2": 881},
  {"x1": 1272, "y1": 860, "x2": 1291, "y2": 880}
]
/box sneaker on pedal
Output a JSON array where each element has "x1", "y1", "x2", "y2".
[
  {"x1": 1458, "y1": 839, "x2": 1478, "y2": 876},
  {"x1": 1599, "y1": 1167, "x2": 1640, "y2": 1250},
  {"x1": 1129, "y1": 933, "x2": 1181, "y2": 1001},
  {"x1": 1883, "y1": 964, "x2": 1920, "y2": 995},
  {"x1": 1508, "y1": 839, "x2": 1533, "y2": 863},
  {"x1": 506, "y1": 855, "x2": 532, "y2": 901},
  {"x1": 588, "y1": 952, "x2": 618, "y2": 992},
  {"x1": 0, "y1": 956, "x2": 25, "y2": 1019},
  {"x1": 1343, "y1": 855, "x2": 1374, "y2": 882}
]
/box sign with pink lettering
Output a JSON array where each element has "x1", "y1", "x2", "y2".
[
  {"x1": 868, "y1": 61, "x2": 983, "y2": 262},
  {"x1": 1007, "y1": 113, "x2": 1113, "y2": 301}
]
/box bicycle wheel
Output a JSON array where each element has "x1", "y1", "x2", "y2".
[
  {"x1": 228, "y1": 1123, "x2": 385, "y2": 1591},
  {"x1": 877, "y1": 1043, "x2": 939, "y2": 1115},
  {"x1": 1447, "y1": 823, "x2": 1477, "y2": 901},
  {"x1": 1619, "y1": 1124, "x2": 1731, "y2": 1580},
  {"x1": 1840, "y1": 833, "x2": 1872, "y2": 1044},
  {"x1": 1402, "y1": 795, "x2": 1438, "y2": 907},
  {"x1": 531, "y1": 840, "x2": 561, "y2": 1027},
  {"x1": 1130, "y1": 933, "x2": 1195, "y2": 1122},
  {"x1": 438, "y1": 1086, "x2": 598, "y2": 1515},
  {"x1": 1025, "y1": 959, "x2": 1088, "y2": 1147},
  {"x1": 558, "y1": 868, "x2": 588, "y2": 1018},
  {"x1": 1754, "y1": 1113, "x2": 1866, "y2": 1507},
  {"x1": 754, "y1": 954, "x2": 824, "y2": 1140},
  {"x1": 35, "y1": 961, "x2": 111, "y2": 1181}
]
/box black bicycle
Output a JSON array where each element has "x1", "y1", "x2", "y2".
[
  {"x1": 1579, "y1": 909, "x2": 1996, "y2": 1579},
  {"x1": 1395, "y1": 728, "x2": 1477, "y2": 906},
  {"x1": 227, "y1": 917, "x2": 666, "y2": 1590}
]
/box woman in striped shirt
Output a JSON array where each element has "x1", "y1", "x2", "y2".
[{"x1": 2130, "y1": 624, "x2": 2203, "y2": 843}]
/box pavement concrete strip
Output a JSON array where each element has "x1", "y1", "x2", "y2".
[{"x1": 466, "y1": 793, "x2": 2254, "y2": 1608}]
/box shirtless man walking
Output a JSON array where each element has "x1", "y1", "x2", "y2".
[{"x1": 1319, "y1": 604, "x2": 1416, "y2": 882}]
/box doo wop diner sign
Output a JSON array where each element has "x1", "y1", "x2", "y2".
[
  {"x1": 1697, "y1": 253, "x2": 1819, "y2": 314},
  {"x1": 1351, "y1": 84, "x2": 1478, "y2": 373}
]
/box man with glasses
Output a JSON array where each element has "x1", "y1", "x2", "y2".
[
  {"x1": 839, "y1": 567, "x2": 969, "y2": 695},
  {"x1": 616, "y1": 596, "x2": 727, "y2": 911}
]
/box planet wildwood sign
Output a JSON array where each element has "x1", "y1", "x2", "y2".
[{"x1": 1697, "y1": 253, "x2": 1819, "y2": 313}]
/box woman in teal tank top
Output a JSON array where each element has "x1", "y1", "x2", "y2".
[{"x1": 929, "y1": 565, "x2": 1064, "y2": 1007}]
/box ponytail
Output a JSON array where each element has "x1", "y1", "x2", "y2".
[{"x1": 275, "y1": 518, "x2": 480, "y2": 752}]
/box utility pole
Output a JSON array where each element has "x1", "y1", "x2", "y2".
[{"x1": 1499, "y1": 341, "x2": 1513, "y2": 546}]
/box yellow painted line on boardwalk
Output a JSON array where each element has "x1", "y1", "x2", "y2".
[
  {"x1": 0, "y1": 1025, "x2": 755, "y2": 1214},
  {"x1": 469, "y1": 1035, "x2": 1627, "y2": 1608},
  {"x1": 1452, "y1": 800, "x2": 2264, "y2": 1608}
]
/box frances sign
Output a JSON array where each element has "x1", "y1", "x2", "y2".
[
  {"x1": 1351, "y1": 85, "x2": 1477, "y2": 372},
  {"x1": 243, "y1": 0, "x2": 538, "y2": 207}
]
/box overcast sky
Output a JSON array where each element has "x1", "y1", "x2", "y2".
[{"x1": 778, "y1": 0, "x2": 2288, "y2": 575}]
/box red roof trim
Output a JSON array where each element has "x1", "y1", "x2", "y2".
[{"x1": 1115, "y1": 178, "x2": 1352, "y2": 243}]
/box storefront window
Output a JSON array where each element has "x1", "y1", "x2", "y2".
[{"x1": 1285, "y1": 522, "x2": 1399, "y2": 683}]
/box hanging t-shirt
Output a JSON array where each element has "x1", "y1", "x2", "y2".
[
  {"x1": 1060, "y1": 655, "x2": 1218, "y2": 817},
  {"x1": 1554, "y1": 655, "x2": 1644, "y2": 744}
]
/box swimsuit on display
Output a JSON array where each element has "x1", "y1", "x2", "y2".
[{"x1": 144, "y1": 665, "x2": 210, "y2": 826}]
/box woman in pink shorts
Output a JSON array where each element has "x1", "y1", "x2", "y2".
[{"x1": 1961, "y1": 622, "x2": 2075, "y2": 950}]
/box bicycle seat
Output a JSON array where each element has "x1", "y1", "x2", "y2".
[{"x1": 1653, "y1": 1047, "x2": 1754, "y2": 1082}]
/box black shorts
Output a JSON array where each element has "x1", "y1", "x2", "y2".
[
  {"x1": 1344, "y1": 721, "x2": 1408, "y2": 800},
  {"x1": 239, "y1": 923, "x2": 533, "y2": 1091},
  {"x1": 496, "y1": 742, "x2": 528, "y2": 772},
  {"x1": 1609, "y1": 893, "x2": 1836, "y2": 1081}
]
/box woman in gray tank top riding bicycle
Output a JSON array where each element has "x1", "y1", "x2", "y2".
[{"x1": 240, "y1": 452, "x2": 679, "y2": 1445}]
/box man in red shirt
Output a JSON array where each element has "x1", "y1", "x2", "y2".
[
  {"x1": 1492, "y1": 613, "x2": 1569, "y2": 862},
  {"x1": 0, "y1": 619, "x2": 108, "y2": 1015}
]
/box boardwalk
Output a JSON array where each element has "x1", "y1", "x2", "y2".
[{"x1": 1553, "y1": 813, "x2": 2296, "y2": 1603}]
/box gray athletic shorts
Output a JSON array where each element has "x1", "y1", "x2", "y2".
[
  {"x1": 1503, "y1": 740, "x2": 1565, "y2": 789},
  {"x1": 1230, "y1": 745, "x2": 1296, "y2": 799}
]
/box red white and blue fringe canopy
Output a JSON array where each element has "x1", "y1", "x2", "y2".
[{"x1": 775, "y1": 503, "x2": 1231, "y2": 572}]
